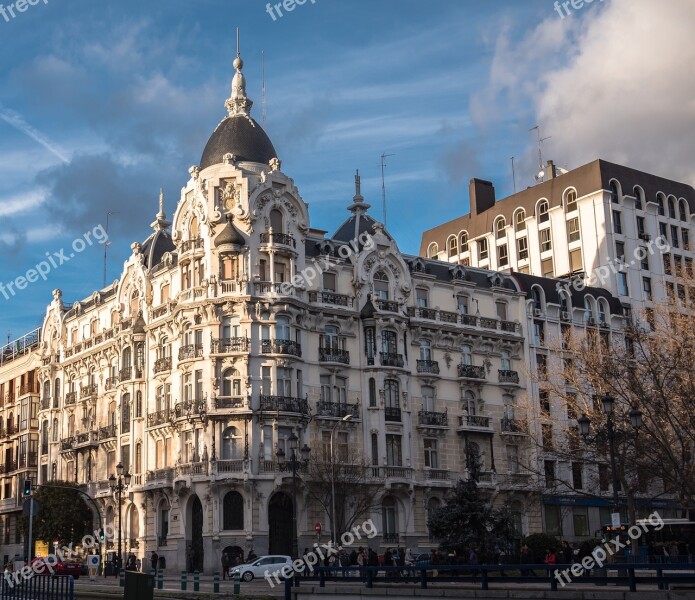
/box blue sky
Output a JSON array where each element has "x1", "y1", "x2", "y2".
[{"x1": 1, "y1": 0, "x2": 693, "y2": 338}]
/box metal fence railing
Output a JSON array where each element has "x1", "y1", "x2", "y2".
[{"x1": 1, "y1": 574, "x2": 74, "y2": 600}]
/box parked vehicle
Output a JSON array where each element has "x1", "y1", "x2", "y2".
[
  {"x1": 229, "y1": 555, "x2": 293, "y2": 582},
  {"x1": 31, "y1": 557, "x2": 81, "y2": 579}
]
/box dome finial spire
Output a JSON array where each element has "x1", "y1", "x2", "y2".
[
  {"x1": 225, "y1": 28, "x2": 253, "y2": 116},
  {"x1": 151, "y1": 188, "x2": 171, "y2": 232},
  {"x1": 354, "y1": 169, "x2": 363, "y2": 202}
]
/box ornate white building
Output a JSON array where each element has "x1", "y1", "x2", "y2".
[{"x1": 35, "y1": 47, "x2": 543, "y2": 573}]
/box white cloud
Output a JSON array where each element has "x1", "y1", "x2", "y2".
[
  {"x1": 476, "y1": 0, "x2": 695, "y2": 186},
  {"x1": 0, "y1": 190, "x2": 45, "y2": 218}
]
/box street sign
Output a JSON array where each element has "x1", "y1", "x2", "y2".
[
  {"x1": 611, "y1": 512, "x2": 621, "y2": 529},
  {"x1": 314, "y1": 522, "x2": 322, "y2": 534},
  {"x1": 88, "y1": 555, "x2": 100, "y2": 581},
  {"x1": 22, "y1": 498, "x2": 40, "y2": 517}
]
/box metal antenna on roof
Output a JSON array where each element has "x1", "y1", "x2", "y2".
[
  {"x1": 510, "y1": 156, "x2": 516, "y2": 194},
  {"x1": 261, "y1": 50, "x2": 267, "y2": 127},
  {"x1": 529, "y1": 125, "x2": 551, "y2": 181},
  {"x1": 380, "y1": 152, "x2": 395, "y2": 227},
  {"x1": 103, "y1": 211, "x2": 117, "y2": 288}
]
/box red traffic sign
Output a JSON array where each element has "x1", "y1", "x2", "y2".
[{"x1": 314, "y1": 522, "x2": 322, "y2": 534}]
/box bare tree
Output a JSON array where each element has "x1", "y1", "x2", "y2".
[{"x1": 305, "y1": 447, "x2": 383, "y2": 541}]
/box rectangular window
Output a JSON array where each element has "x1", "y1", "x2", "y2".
[
  {"x1": 615, "y1": 241, "x2": 625, "y2": 263},
  {"x1": 424, "y1": 439, "x2": 438, "y2": 469},
  {"x1": 683, "y1": 229, "x2": 690, "y2": 250},
  {"x1": 613, "y1": 210, "x2": 622, "y2": 234},
  {"x1": 386, "y1": 434, "x2": 402, "y2": 466},
  {"x1": 498, "y1": 243, "x2": 508, "y2": 267},
  {"x1": 572, "y1": 507, "x2": 589, "y2": 537},
  {"x1": 542, "y1": 424, "x2": 553, "y2": 451},
  {"x1": 517, "y1": 237, "x2": 528, "y2": 260},
  {"x1": 618, "y1": 272, "x2": 629, "y2": 296},
  {"x1": 636, "y1": 216, "x2": 646, "y2": 235},
  {"x1": 544, "y1": 460, "x2": 556, "y2": 488},
  {"x1": 533, "y1": 320, "x2": 545, "y2": 346},
  {"x1": 545, "y1": 505, "x2": 562, "y2": 536},
  {"x1": 663, "y1": 253, "x2": 672, "y2": 275},
  {"x1": 659, "y1": 222, "x2": 668, "y2": 241},
  {"x1": 669, "y1": 225, "x2": 680, "y2": 248},
  {"x1": 381, "y1": 330, "x2": 397, "y2": 354},
  {"x1": 598, "y1": 464, "x2": 610, "y2": 491},
  {"x1": 566, "y1": 393, "x2": 578, "y2": 420},
  {"x1": 261, "y1": 366, "x2": 271, "y2": 395},
  {"x1": 277, "y1": 367, "x2": 292, "y2": 397},
  {"x1": 541, "y1": 258, "x2": 554, "y2": 278},
  {"x1": 643, "y1": 277, "x2": 652, "y2": 300},
  {"x1": 569, "y1": 249, "x2": 583, "y2": 273},
  {"x1": 572, "y1": 462, "x2": 583, "y2": 490},
  {"x1": 506, "y1": 445, "x2": 519, "y2": 474},
  {"x1": 567, "y1": 217, "x2": 580, "y2": 243},
  {"x1": 539, "y1": 390, "x2": 550, "y2": 413},
  {"x1": 641, "y1": 248, "x2": 649, "y2": 270},
  {"x1": 540, "y1": 228, "x2": 552, "y2": 252},
  {"x1": 687, "y1": 258, "x2": 694, "y2": 277},
  {"x1": 371, "y1": 433, "x2": 379, "y2": 466},
  {"x1": 457, "y1": 295, "x2": 468, "y2": 314},
  {"x1": 320, "y1": 375, "x2": 331, "y2": 403},
  {"x1": 322, "y1": 272, "x2": 336, "y2": 292},
  {"x1": 496, "y1": 301, "x2": 507, "y2": 321},
  {"x1": 416, "y1": 288, "x2": 429, "y2": 308},
  {"x1": 536, "y1": 353, "x2": 547, "y2": 379}
]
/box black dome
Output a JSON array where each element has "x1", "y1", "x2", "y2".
[{"x1": 200, "y1": 115, "x2": 277, "y2": 169}]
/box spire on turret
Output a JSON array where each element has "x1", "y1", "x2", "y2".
[
  {"x1": 225, "y1": 28, "x2": 254, "y2": 117},
  {"x1": 348, "y1": 169, "x2": 371, "y2": 215},
  {"x1": 151, "y1": 188, "x2": 172, "y2": 232}
]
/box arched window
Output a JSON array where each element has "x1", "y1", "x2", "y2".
[
  {"x1": 222, "y1": 369, "x2": 242, "y2": 398},
  {"x1": 222, "y1": 427, "x2": 242, "y2": 460},
  {"x1": 495, "y1": 218, "x2": 506, "y2": 239},
  {"x1": 447, "y1": 236, "x2": 457, "y2": 258},
  {"x1": 464, "y1": 390, "x2": 477, "y2": 415},
  {"x1": 67, "y1": 414, "x2": 75, "y2": 437},
  {"x1": 668, "y1": 197, "x2": 676, "y2": 220},
  {"x1": 222, "y1": 491, "x2": 244, "y2": 530},
  {"x1": 609, "y1": 181, "x2": 620, "y2": 204},
  {"x1": 41, "y1": 420, "x2": 48, "y2": 454},
  {"x1": 427, "y1": 243, "x2": 439, "y2": 259},
  {"x1": 275, "y1": 316, "x2": 291, "y2": 340},
  {"x1": 130, "y1": 291, "x2": 139, "y2": 316},
  {"x1": 122, "y1": 346, "x2": 132, "y2": 369},
  {"x1": 374, "y1": 271, "x2": 389, "y2": 300},
  {"x1": 270, "y1": 209, "x2": 284, "y2": 233},
  {"x1": 368, "y1": 378, "x2": 376, "y2": 407},
  {"x1": 514, "y1": 210, "x2": 526, "y2": 232},
  {"x1": 43, "y1": 380, "x2": 50, "y2": 401},
  {"x1": 680, "y1": 200, "x2": 688, "y2": 222},
  {"x1": 135, "y1": 443, "x2": 142, "y2": 474},
  {"x1": 461, "y1": 344, "x2": 472, "y2": 366},
  {"x1": 419, "y1": 340, "x2": 432, "y2": 361},
  {"x1": 633, "y1": 186, "x2": 643, "y2": 210},
  {"x1": 538, "y1": 200, "x2": 549, "y2": 223},
  {"x1": 459, "y1": 232, "x2": 469, "y2": 253},
  {"x1": 584, "y1": 297, "x2": 594, "y2": 323},
  {"x1": 531, "y1": 286, "x2": 543, "y2": 311},
  {"x1": 190, "y1": 216, "x2": 199, "y2": 239},
  {"x1": 565, "y1": 189, "x2": 577, "y2": 212},
  {"x1": 656, "y1": 194, "x2": 665, "y2": 216},
  {"x1": 598, "y1": 299, "x2": 608, "y2": 325},
  {"x1": 384, "y1": 379, "x2": 400, "y2": 410},
  {"x1": 382, "y1": 497, "x2": 398, "y2": 540}
]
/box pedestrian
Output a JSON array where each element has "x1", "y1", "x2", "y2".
[
  {"x1": 405, "y1": 548, "x2": 415, "y2": 578},
  {"x1": 368, "y1": 547, "x2": 379, "y2": 579},
  {"x1": 562, "y1": 541, "x2": 574, "y2": 564},
  {"x1": 126, "y1": 554, "x2": 137, "y2": 571},
  {"x1": 246, "y1": 548, "x2": 257, "y2": 562},
  {"x1": 222, "y1": 552, "x2": 230, "y2": 580},
  {"x1": 469, "y1": 547, "x2": 479, "y2": 578},
  {"x1": 150, "y1": 551, "x2": 159, "y2": 575},
  {"x1": 544, "y1": 548, "x2": 557, "y2": 566},
  {"x1": 520, "y1": 543, "x2": 535, "y2": 576},
  {"x1": 187, "y1": 545, "x2": 194, "y2": 573}
]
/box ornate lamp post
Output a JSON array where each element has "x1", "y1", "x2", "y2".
[
  {"x1": 276, "y1": 433, "x2": 310, "y2": 558},
  {"x1": 330, "y1": 414, "x2": 353, "y2": 544},
  {"x1": 109, "y1": 462, "x2": 131, "y2": 575},
  {"x1": 578, "y1": 394, "x2": 642, "y2": 519}
]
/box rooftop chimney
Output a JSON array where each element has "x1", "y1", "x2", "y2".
[
  {"x1": 469, "y1": 178, "x2": 496, "y2": 215},
  {"x1": 546, "y1": 160, "x2": 557, "y2": 180}
]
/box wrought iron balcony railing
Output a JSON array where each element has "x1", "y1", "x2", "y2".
[
  {"x1": 318, "y1": 348, "x2": 350, "y2": 364},
  {"x1": 316, "y1": 401, "x2": 359, "y2": 419},
  {"x1": 417, "y1": 410, "x2": 448, "y2": 426},
  {"x1": 211, "y1": 337, "x2": 250, "y2": 353},
  {"x1": 416, "y1": 359, "x2": 440, "y2": 374},
  {"x1": 308, "y1": 291, "x2": 354, "y2": 307},
  {"x1": 380, "y1": 352, "x2": 404, "y2": 368},
  {"x1": 259, "y1": 395, "x2": 310, "y2": 415},
  {"x1": 457, "y1": 364, "x2": 486, "y2": 379},
  {"x1": 261, "y1": 339, "x2": 302, "y2": 357}
]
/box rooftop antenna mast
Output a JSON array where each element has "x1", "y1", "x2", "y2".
[
  {"x1": 261, "y1": 50, "x2": 267, "y2": 127},
  {"x1": 529, "y1": 125, "x2": 551, "y2": 181},
  {"x1": 380, "y1": 152, "x2": 395, "y2": 227},
  {"x1": 103, "y1": 211, "x2": 117, "y2": 288},
  {"x1": 510, "y1": 156, "x2": 516, "y2": 193}
]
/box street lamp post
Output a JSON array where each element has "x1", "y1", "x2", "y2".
[
  {"x1": 330, "y1": 414, "x2": 353, "y2": 544},
  {"x1": 578, "y1": 394, "x2": 642, "y2": 520},
  {"x1": 109, "y1": 462, "x2": 131, "y2": 576},
  {"x1": 276, "y1": 433, "x2": 310, "y2": 558}
]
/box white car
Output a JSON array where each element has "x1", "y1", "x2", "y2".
[{"x1": 230, "y1": 555, "x2": 293, "y2": 582}]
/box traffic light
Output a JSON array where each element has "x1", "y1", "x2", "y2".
[
  {"x1": 23, "y1": 480, "x2": 31, "y2": 496},
  {"x1": 99, "y1": 529, "x2": 105, "y2": 541}
]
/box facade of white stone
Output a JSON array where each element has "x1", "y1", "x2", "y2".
[{"x1": 32, "y1": 52, "x2": 546, "y2": 574}]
